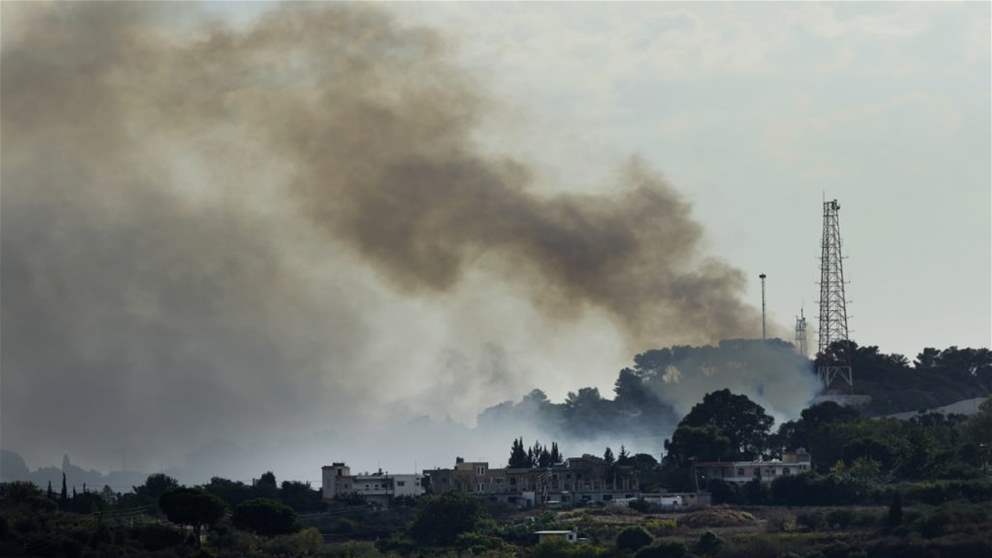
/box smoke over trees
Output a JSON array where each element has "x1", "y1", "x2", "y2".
[
  {"x1": 478, "y1": 339, "x2": 819, "y2": 453},
  {"x1": 3, "y1": 3, "x2": 775, "y2": 475}
]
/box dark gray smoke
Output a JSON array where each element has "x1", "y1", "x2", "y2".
[{"x1": 2, "y1": 3, "x2": 766, "y2": 479}]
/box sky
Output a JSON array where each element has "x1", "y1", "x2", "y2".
[
  {"x1": 1, "y1": 2, "x2": 989, "y2": 482},
  {"x1": 384, "y1": 1, "x2": 992, "y2": 358}
]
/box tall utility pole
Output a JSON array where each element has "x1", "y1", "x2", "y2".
[
  {"x1": 817, "y1": 199, "x2": 853, "y2": 388},
  {"x1": 794, "y1": 307, "x2": 808, "y2": 356},
  {"x1": 759, "y1": 273, "x2": 767, "y2": 340}
]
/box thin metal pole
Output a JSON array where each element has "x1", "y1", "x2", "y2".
[{"x1": 759, "y1": 273, "x2": 767, "y2": 340}]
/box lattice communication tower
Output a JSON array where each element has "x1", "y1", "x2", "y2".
[
  {"x1": 817, "y1": 199, "x2": 853, "y2": 388},
  {"x1": 794, "y1": 308, "x2": 808, "y2": 357}
]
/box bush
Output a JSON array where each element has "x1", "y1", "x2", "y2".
[
  {"x1": 634, "y1": 541, "x2": 687, "y2": 558},
  {"x1": 455, "y1": 531, "x2": 508, "y2": 553},
  {"x1": 643, "y1": 518, "x2": 676, "y2": 537},
  {"x1": 131, "y1": 523, "x2": 186, "y2": 551},
  {"x1": 159, "y1": 488, "x2": 227, "y2": 533},
  {"x1": 616, "y1": 526, "x2": 652, "y2": 551},
  {"x1": 628, "y1": 498, "x2": 653, "y2": 513},
  {"x1": 826, "y1": 509, "x2": 854, "y2": 529},
  {"x1": 233, "y1": 498, "x2": 298, "y2": 536},
  {"x1": 533, "y1": 539, "x2": 607, "y2": 558},
  {"x1": 694, "y1": 531, "x2": 722, "y2": 556},
  {"x1": 409, "y1": 492, "x2": 485, "y2": 546},
  {"x1": 796, "y1": 511, "x2": 824, "y2": 531}
]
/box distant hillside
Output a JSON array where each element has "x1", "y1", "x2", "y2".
[
  {"x1": 0, "y1": 449, "x2": 146, "y2": 494},
  {"x1": 886, "y1": 396, "x2": 988, "y2": 420}
]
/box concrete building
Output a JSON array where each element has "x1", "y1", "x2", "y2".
[
  {"x1": 321, "y1": 462, "x2": 424, "y2": 506},
  {"x1": 425, "y1": 454, "x2": 640, "y2": 507},
  {"x1": 692, "y1": 450, "x2": 812, "y2": 486}
]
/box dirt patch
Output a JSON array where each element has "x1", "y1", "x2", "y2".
[{"x1": 679, "y1": 507, "x2": 757, "y2": 528}]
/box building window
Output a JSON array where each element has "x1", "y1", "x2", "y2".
[
  {"x1": 397, "y1": 481, "x2": 405, "y2": 487},
  {"x1": 737, "y1": 468, "x2": 745, "y2": 476},
  {"x1": 782, "y1": 468, "x2": 790, "y2": 475}
]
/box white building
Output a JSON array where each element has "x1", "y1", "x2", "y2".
[
  {"x1": 692, "y1": 450, "x2": 812, "y2": 485},
  {"x1": 321, "y1": 462, "x2": 425, "y2": 505}
]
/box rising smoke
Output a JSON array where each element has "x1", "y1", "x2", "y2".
[{"x1": 1, "y1": 3, "x2": 808, "y2": 481}]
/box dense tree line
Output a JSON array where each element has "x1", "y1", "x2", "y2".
[
  {"x1": 818, "y1": 341, "x2": 992, "y2": 414},
  {"x1": 661, "y1": 386, "x2": 992, "y2": 498}
]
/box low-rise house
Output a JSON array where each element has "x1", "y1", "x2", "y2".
[
  {"x1": 692, "y1": 450, "x2": 812, "y2": 486},
  {"x1": 321, "y1": 462, "x2": 424, "y2": 507}
]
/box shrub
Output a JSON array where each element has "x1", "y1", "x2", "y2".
[
  {"x1": 643, "y1": 518, "x2": 676, "y2": 537},
  {"x1": 826, "y1": 509, "x2": 854, "y2": 529},
  {"x1": 764, "y1": 510, "x2": 797, "y2": 533},
  {"x1": 616, "y1": 526, "x2": 652, "y2": 552},
  {"x1": 634, "y1": 541, "x2": 687, "y2": 558},
  {"x1": 533, "y1": 539, "x2": 607, "y2": 558},
  {"x1": 455, "y1": 531, "x2": 508, "y2": 553},
  {"x1": 796, "y1": 511, "x2": 823, "y2": 531},
  {"x1": 131, "y1": 523, "x2": 186, "y2": 551},
  {"x1": 159, "y1": 488, "x2": 227, "y2": 533},
  {"x1": 409, "y1": 492, "x2": 485, "y2": 546},
  {"x1": 233, "y1": 498, "x2": 298, "y2": 536},
  {"x1": 693, "y1": 531, "x2": 722, "y2": 556},
  {"x1": 628, "y1": 498, "x2": 653, "y2": 513}
]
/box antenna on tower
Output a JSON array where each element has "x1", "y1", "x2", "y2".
[
  {"x1": 759, "y1": 273, "x2": 767, "y2": 340},
  {"x1": 794, "y1": 307, "x2": 808, "y2": 356},
  {"x1": 817, "y1": 199, "x2": 853, "y2": 388}
]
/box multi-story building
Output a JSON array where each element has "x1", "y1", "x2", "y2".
[
  {"x1": 692, "y1": 450, "x2": 812, "y2": 486},
  {"x1": 425, "y1": 455, "x2": 640, "y2": 507},
  {"x1": 321, "y1": 462, "x2": 425, "y2": 506}
]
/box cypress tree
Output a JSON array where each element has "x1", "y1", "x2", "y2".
[
  {"x1": 61, "y1": 472, "x2": 68, "y2": 502},
  {"x1": 47, "y1": 480, "x2": 54, "y2": 499},
  {"x1": 508, "y1": 438, "x2": 530, "y2": 468}
]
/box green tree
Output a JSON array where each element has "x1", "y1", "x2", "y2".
[
  {"x1": 617, "y1": 445, "x2": 630, "y2": 465},
  {"x1": 409, "y1": 492, "x2": 485, "y2": 546},
  {"x1": 616, "y1": 526, "x2": 652, "y2": 551},
  {"x1": 538, "y1": 445, "x2": 553, "y2": 468},
  {"x1": 279, "y1": 480, "x2": 325, "y2": 513},
  {"x1": 254, "y1": 471, "x2": 278, "y2": 499},
  {"x1": 603, "y1": 447, "x2": 615, "y2": 466},
  {"x1": 550, "y1": 442, "x2": 562, "y2": 464},
  {"x1": 509, "y1": 438, "x2": 530, "y2": 468},
  {"x1": 694, "y1": 531, "x2": 722, "y2": 556},
  {"x1": 675, "y1": 389, "x2": 773, "y2": 459},
  {"x1": 233, "y1": 498, "x2": 297, "y2": 536},
  {"x1": 133, "y1": 473, "x2": 179, "y2": 509},
  {"x1": 204, "y1": 477, "x2": 255, "y2": 508},
  {"x1": 664, "y1": 424, "x2": 732, "y2": 466},
  {"x1": 158, "y1": 488, "x2": 227, "y2": 538},
  {"x1": 60, "y1": 472, "x2": 67, "y2": 503}
]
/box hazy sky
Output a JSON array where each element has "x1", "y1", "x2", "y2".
[
  {"x1": 197, "y1": 1, "x2": 992, "y2": 357},
  {"x1": 2, "y1": 2, "x2": 989, "y2": 479},
  {"x1": 382, "y1": 1, "x2": 992, "y2": 357}
]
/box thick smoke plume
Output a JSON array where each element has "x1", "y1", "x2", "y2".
[{"x1": 2, "y1": 3, "x2": 776, "y2": 480}]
